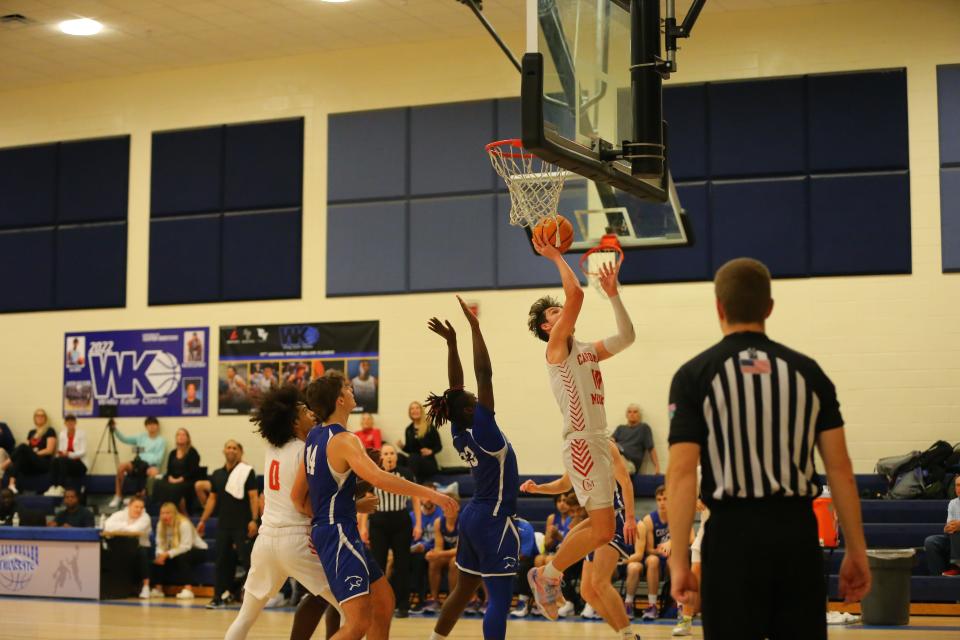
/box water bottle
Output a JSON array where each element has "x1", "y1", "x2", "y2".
[{"x1": 12, "y1": 512, "x2": 19, "y2": 527}]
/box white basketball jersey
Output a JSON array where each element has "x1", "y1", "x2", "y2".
[
  {"x1": 547, "y1": 339, "x2": 608, "y2": 439},
  {"x1": 260, "y1": 438, "x2": 311, "y2": 533}
]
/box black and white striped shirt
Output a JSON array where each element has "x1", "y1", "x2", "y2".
[
  {"x1": 668, "y1": 331, "x2": 843, "y2": 503},
  {"x1": 373, "y1": 467, "x2": 415, "y2": 513}
]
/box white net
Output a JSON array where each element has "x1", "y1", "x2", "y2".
[{"x1": 487, "y1": 140, "x2": 567, "y2": 228}]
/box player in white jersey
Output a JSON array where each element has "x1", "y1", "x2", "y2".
[
  {"x1": 225, "y1": 385, "x2": 375, "y2": 640},
  {"x1": 526, "y1": 233, "x2": 636, "y2": 623}
]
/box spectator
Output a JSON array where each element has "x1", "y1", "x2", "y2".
[
  {"x1": 5, "y1": 408, "x2": 57, "y2": 494},
  {"x1": 0, "y1": 488, "x2": 18, "y2": 525},
  {"x1": 150, "y1": 501, "x2": 208, "y2": 599},
  {"x1": 0, "y1": 420, "x2": 14, "y2": 468},
  {"x1": 410, "y1": 489, "x2": 444, "y2": 612},
  {"x1": 612, "y1": 404, "x2": 660, "y2": 476},
  {"x1": 543, "y1": 493, "x2": 573, "y2": 554},
  {"x1": 45, "y1": 414, "x2": 87, "y2": 496},
  {"x1": 355, "y1": 413, "x2": 383, "y2": 450},
  {"x1": 397, "y1": 401, "x2": 442, "y2": 482},
  {"x1": 622, "y1": 528, "x2": 648, "y2": 619},
  {"x1": 49, "y1": 487, "x2": 94, "y2": 528},
  {"x1": 103, "y1": 496, "x2": 152, "y2": 598},
  {"x1": 153, "y1": 428, "x2": 201, "y2": 513},
  {"x1": 198, "y1": 439, "x2": 258, "y2": 609},
  {"x1": 365, "y1": 442, "x2": 421, "y2": 617},
  {"x1": 510, "y1": 517, "x2": 540, "y2": 618},
  {"x1": 109, "y1": 417, "x2": 166, "y2": 508},
  {"x1": 924, "y1": 475, "x2": 960, "y2": 576},
  {"x1": 423, "y1": 508, "x2": 459, "y2": 613},
  {"x1": 639, "y1": 484, "x2": 693, "y2": 620}
]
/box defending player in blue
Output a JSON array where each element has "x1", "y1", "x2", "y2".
[
  {"x1": 291, "y1": 371, "x2": 457, "y2": 640},
  {"x1": 425, "y1": 296, "x2": 521, "y2": 640}
]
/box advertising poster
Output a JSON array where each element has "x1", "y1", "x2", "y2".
[
  {"x1": 63, "y1": 328, "x2": 209, "y2": 417},
  {"x1": 218, "y1": 321, "x2": 379, "y2": 415}
]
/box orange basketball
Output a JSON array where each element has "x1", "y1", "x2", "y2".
[{"x1": 533, "y1": 214, "x2": 575, "y2": 253}]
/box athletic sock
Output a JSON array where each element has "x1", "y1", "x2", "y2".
[
  {"x1": 543, "y1": 562, "x2": 562, "y2": 580},
  {"x1": 647, "y1": 595, "x2": 657, "y2": 606},
  {"x1": 429, "y1": 633, "x2": 447, "y2": 640},
  {"x1": 618, "y1": 626, "x2": 634, "y2": 639}
]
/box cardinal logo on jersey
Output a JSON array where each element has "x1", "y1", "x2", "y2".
[
  {"x1": 459, "y1": 446, "x2": 479, "y2": 468},
  {"x1": 344, "y1": 575, "x2": 363, "y2": 591}
]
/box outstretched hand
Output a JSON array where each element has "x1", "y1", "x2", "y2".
[
  {"x1": 532, "y1": 232, "x2": 561, "y2": 260},
  {"x1": 456, "y1": 295, "x2": 479, "y2": 329},
  {"x1": 520, "y1": 479, "x2": 541, "y2": 494},
  {"x1": 598, "y1": 260, "x2": 620, "y2": 297},
  {"x1": 428, "y1": 317, "x2": 456, "y2": 343}
]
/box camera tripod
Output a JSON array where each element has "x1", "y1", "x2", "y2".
[{"x1": 90, "y1": 418, "x2": 121, "y2": 472}]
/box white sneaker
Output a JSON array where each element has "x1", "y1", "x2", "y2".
[
  {"x1": 557, "y1": 600, "x2": 575, "y2": 618},
  {"x1": 581, "y1": 603, "x2": 600, "y2": 619},
  {"x1": 108, "y1": 495, "x2": 121, "y2": 508},
  {"x1": 43, "y1": 485, "x2": 62, "y2": 497},
  {"x1": 265, "y1": 593, "x2": 287, "y2": 608},
  {"x1": 150, "y1": 587, "x2": 165, "y2": 598},
  {"x1": 176, "y1": 589, "x2": 195, "y2": 600},
  {"x1": 8, "y1": 484, "x2": 17, "y2": 495},
  {"x1": 139, "y1": 585, "x2": 151, "y2": 599}
]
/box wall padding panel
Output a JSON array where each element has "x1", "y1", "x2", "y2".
[
  {"x1": 56, "y1": 223, "x2": 127, "y2": 309},
  {"x1": 58, "y1": 136, "x2": 130, "y2": 223},
  {"x1": 410, "y1": 101, "x2": 495, "y2": 196},
  {"x1": 0, "y1": 144, "x2": 57, "y2": 229},
  {"x1": 224, "y1": 119, "x2": 303, "y2": 211},
  {"x1": 328, "y1": 109, "x2": 408, "y2": 202},
  {"x1": 222, "y1": 210, "x2": 301, "y2": 301},
  {"x1": 409, "y1": 195, "x2": 496, "y2": 291},
  {"x1": 663, "y1": 85, "x2": 708, "y2": 181},
  {"x1": 149, "y1": 216, "x2": 221, "y2": 305},
  {"x1": 327, "y1": 202, "x2": 408, "y2": 295},
  {"x1": 0, "y1": 228, "x2": 54, "y2": 312},
  {"x1": 151, "y1": 126, "x2": 224, "y2": 216},
  {"x1": 941, "y1": 168, "x2": 960, "y2": 273},
  {"x1": 938, "y1": 65, "x2": 960, "y2": 272}
]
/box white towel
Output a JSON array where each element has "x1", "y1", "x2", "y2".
[{"x1": 225, "y1": 462, "x2": 253, "y2": 500}]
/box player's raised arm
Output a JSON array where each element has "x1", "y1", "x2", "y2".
[
  {"x1": 456, "y1": 295, "x2": 493, "y2": 411},
  {"x1": 428, "y1": 317, "x2": 464, "y2": 390},
  {"x1": 593, "y1": 261, "x2": 635, "y2": 361},
  {"x1": 532, "y1": 233, "x2": 584, "y2": 362}
]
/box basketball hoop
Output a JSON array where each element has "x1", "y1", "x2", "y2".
[
  {"x1": 486, "y1": 139, "x2": 567, "y2": 228},
  {"x1": 579, "y1": 233, "x2": 624, "y2": 297}
]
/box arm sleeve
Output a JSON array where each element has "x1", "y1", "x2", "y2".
[
  {"x1": 812, "y1": 362, "x2": 844, "y2": 433},
  {"x1": 471, "y1": 404, "x2": 507, "y2": 452},
  {"x1": 114, "y1": 429, "x2": 136, "y2": 446},
  {"x1": 667, "y1": 366, "x2": 707, "y2": 446},
  {"x1": 244, "y1": 469, "x2": 257, "y2": 492},
  {"x1": 642, "y1": 424, "x2": 655, "y2": 450}
]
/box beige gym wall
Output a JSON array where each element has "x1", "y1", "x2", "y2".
[{"x1": 0, "y1": 0, "x2": 957, "y2": 476}]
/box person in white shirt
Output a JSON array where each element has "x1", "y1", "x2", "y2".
[
  {"x1": 225, "y1": 385, "x2": 377, "y2": 640},
  {"x1": 150, "y1": 501, "x2": 208, "y2": 600},
  {"x1": 103, "y1": 497, "x2": 153, "y2": 598},
  {"x1": 45, "y1": 414, "x2": 87, "y2": 496}
]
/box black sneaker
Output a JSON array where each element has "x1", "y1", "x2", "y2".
[
  {"x1": 206, "y1": 598, "x2": 225, "y2": 609},
  {"x1": 395, "y1": 609, "x2": 409, "y2": 618}
]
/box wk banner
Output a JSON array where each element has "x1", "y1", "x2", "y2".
[
  {"x1": 63, "y1": 328, "x2": 209, "y2": 417},
  {"x1": 218, "y1": 321, "x2": 379, "y2": 415}
]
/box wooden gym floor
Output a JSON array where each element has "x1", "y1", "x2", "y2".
[{"x1": 1, "y1": 597, "x2": 958, "y2": 639}]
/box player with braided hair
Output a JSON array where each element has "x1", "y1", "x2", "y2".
[{"x1": 425, "y1": 296, "x2": 521, "y2": 640}]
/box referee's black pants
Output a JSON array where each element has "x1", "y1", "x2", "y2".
[
  {"x1": 369, "y1": 510, "x2": 413, "y2": 613},
  {"x1": 701, "y1": 498, "x2": 826, "y2": 640},
  {"x1": 214, "y1": 526, "x2": 251, "y2": 600}
]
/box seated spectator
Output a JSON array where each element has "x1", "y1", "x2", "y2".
[
  {"x1": 48, "y1": 487, "x2": 94, "y2": 528},
  {"x1": 197, "y1": 440, "x2": 258, "y2": 609},
  {"x1": 410, "y1": 488, "x2": 443, "y2": 611},
  {"x1": 103, "y1": 496, "x2": 152, "y2": 598},
  {"x1": 510, "y1": 517, "x2": 540, "y2": 618},
  {"x1": 153, "y1": 428, "x2": 200, "y2": 513},
  {"x1": 424, "y1": 508, "x2": 459, "y2": 613},
  {"x1": 397, "y1": 401, "x2": 442, "y2": 482},
  {"x1": 0, "y1": 420, "x2": 14, "y2": 470},
  {"x1": 150, "y1": 501, "x2": 208, "y2": 599},
  {"x1": 639, "y1": 484, "x2": 694, "y2": 621},
  {"x1": 621, "y1": 522, "x2": 648, "y2": 618},
  {"x1": 109, "y1": 417, "x2": 167, "y2": 508},
  {"x1": 924, "y1": 475, "x2": 960, "y2": 576},
  {"x1": 542, "y1": 493, "x2": 573, "y2": 555},
  {"x1": 355, "y1": 413, "x2": 383, "y2": 450},
  {"x1": 5, "y1": 408, "x2": 57, "y2": 494},
  {"x1": 45, "y1": 414, "x2": 88, "y2": 496},
  {"x1": 612, "y1": 404, "x2": 660, "y2": 476},
  {"x1": 0, "y1": 488, "x2": 18, "y2": 525}
]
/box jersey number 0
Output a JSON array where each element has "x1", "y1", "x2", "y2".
[{"x1": 268, "y1": 459, "x2": 280, "y2": 491}]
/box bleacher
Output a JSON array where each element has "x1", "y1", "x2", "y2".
[{"x1": 8, "y1": 471, "x2": 959, "y2": 604}]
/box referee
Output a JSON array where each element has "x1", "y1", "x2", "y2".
[
  {"x1": 665, "y1": 258, "x2": 871, "y2": 640},
  {"x1": 365, "y1": 442, "x2": 422, "y2": 618}
]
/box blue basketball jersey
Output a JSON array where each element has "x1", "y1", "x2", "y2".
[
  {"x1": 304, "y1": 423, "x2": 357, "y2": 526},
  {"x1": 650, "y1": 510, "x2": 670, "y2": 546},
  {"x1": 613, "y1": 484, "x2": 625, "y2": 513},
  {"x1": 452, "y1": 403, "x2": 519, "y2": 517}
]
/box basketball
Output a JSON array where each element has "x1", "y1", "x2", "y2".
[{"x1": 533, "y1": 215, "x2": 574, "y2": 253}]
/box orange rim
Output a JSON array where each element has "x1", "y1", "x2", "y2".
[{"x1": 485, "y1": 138, "x2": 533, "y2": 159}]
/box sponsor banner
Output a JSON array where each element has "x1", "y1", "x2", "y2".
[
  {"x1": 0, "y1": 540, "x2": 100, "y2": 599},
  {"x1": 63, "y1": 328, "x2": 209, "y2": 417},
  {"x1": 218, "y1": 321, "x2": 379, "y2": 415}
]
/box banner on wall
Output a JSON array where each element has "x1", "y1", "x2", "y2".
[
  {"x1": 218, "y1": 321, "x2": 379, "y2": 415},
  {"x1": 63, "y1": 328, "x2": 209, "y2": 418}
]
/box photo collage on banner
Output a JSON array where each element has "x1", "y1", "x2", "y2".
[
  {"x1": 218, "y1": 321, "x2": 379, "y2": 415},
  {"x1": 63, "y1": 328, "x2": 209, "y2": 417}
]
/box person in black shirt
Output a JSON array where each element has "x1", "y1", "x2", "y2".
[
  {"x1": 197, "y1": 440, "x2": 258, "y2": 608},
  {"x1": 49, "y1": 488, "x2": 95, "y2": 528},
  {"x1": 153, "y1": 428, "x2": 201, "y2": 512},
  {"x1": 397, "y1": 401, "x2": 443, "y2": 482},
  {"x1": 6, "y1": 408, "x2": 57, "y2": 494},
  {"x1": 0, "y1": 488, "x2": 17, "y2": 525},
  {"x1": 665, "y1": 258, "x2": 871, "y2": 640}
]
